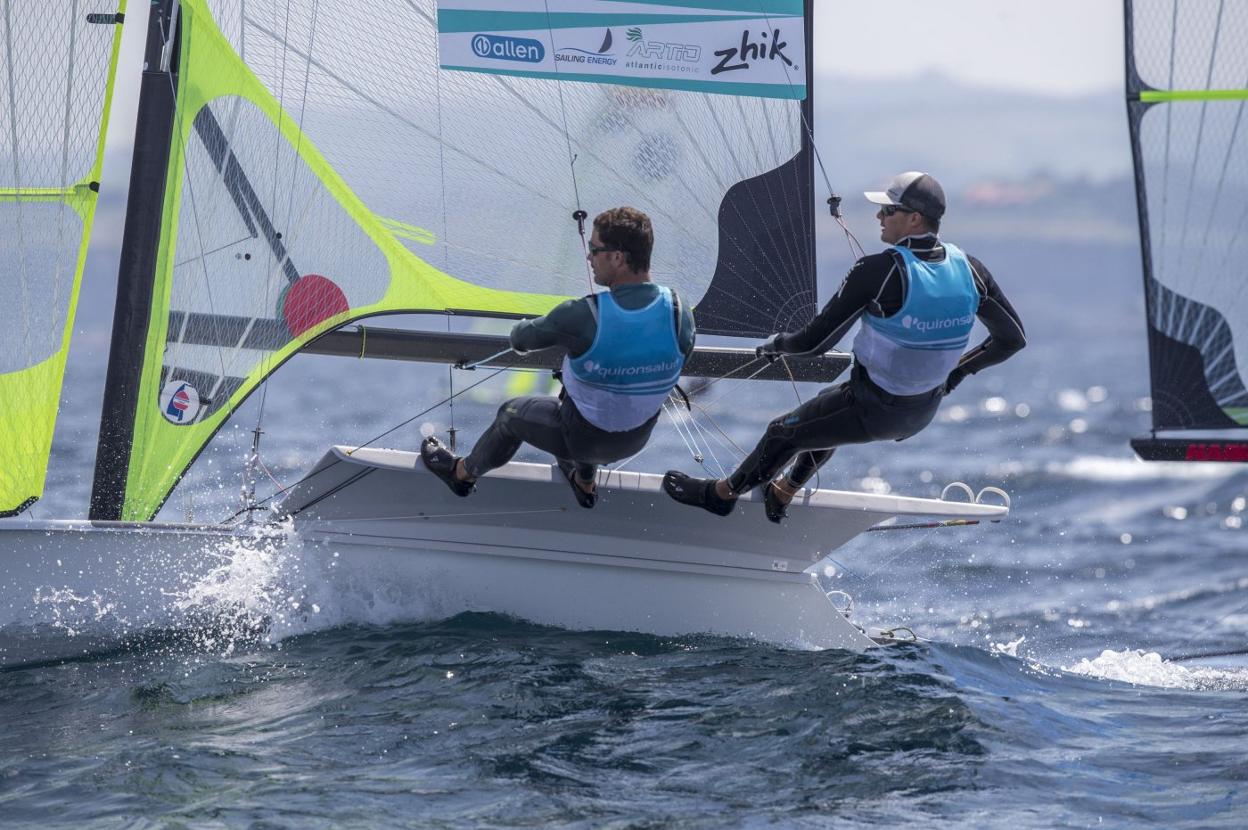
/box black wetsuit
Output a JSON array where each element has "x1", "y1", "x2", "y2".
[
  {"x1": 462, "y1": 283, "x2": 697, "y2": 481},
  {"x1": 724, "y1": 234, "x2": 1026, "y2": 494}
]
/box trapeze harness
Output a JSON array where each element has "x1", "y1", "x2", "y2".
[
  {"x1": 722, "y1": 242, "x2": 982, "y2": 495},
  {"x1": 561, "y1": 286, "x2": 685, "y2": 432},
  {"x1": 852, "y1": 242, "x2": 980, "y2": 395}
]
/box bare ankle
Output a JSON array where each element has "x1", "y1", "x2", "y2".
[
  {"x1": 714, "y1": 480, "x2": 735, "y2": 500},
  {"x1": 454, "y1": 459, "x2": 473, "y2": 482}
]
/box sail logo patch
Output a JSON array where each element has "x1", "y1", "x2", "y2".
[
  {"x1": 471, "y1": 33, "x2": 544, "y2": 63},
  {"x1": 438, "y1": 4, "x2": 806, "y2": 100},
  {"x1": 901, "y1": 313, "x2": 975, "y2": 333},
  {"x1": 159, "y1": 380, "x2": 202, "y2": 425},
  {"x1": 580, "y1": 358, "x2": 679, "y2": 378},
  {"x1": 712, "y1": 28, "x2": 795, "y2": 76},
  {"x1": 556, "y1": 29, "x2": 617, "y2": 66},
  {"x1": 624, "y1": 27, "x2": 701, "y2": 68}
]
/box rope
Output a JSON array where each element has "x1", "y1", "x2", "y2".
[
  {"x1": 866, "y1": 518, "x2": 980, "y2": 532},
  {"x1": 458, "y1": 346, "x2": 516, "y2": 371}
]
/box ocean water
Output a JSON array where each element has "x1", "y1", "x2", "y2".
[{"x1": 3, "y1": 235, "x2": 1248, "y2": 827}]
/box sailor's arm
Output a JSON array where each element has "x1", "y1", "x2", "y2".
[
  {"x1": 766, "y1": 253, "x2": 893, "y2": 356},
  {"x1": 674, "y1": 289, "x2": 697, "y2": 360},
  {"x1": 945, "y1": 256, "x2": 1026, "y2": 391},
  {"x1": 509, "y1": 297, "x2": 596, "y2": 356}
]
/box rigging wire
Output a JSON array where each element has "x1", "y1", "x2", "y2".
[
  {"x1": 446, "y1": 317, "x2": 458, "y2": 450},
  {"x1": 219, "y1": 361, "x2": 513, "y2": 524},
  {"x1": 759, "y1": 5, "x2": 866, "y2": 263},
  {"x1": 541, "y1": 0, "x2": 596, "y2": 295}
]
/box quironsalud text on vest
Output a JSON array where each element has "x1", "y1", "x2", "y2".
[
  {"x1": 852, "y1": 242, "x2": 981, "y2": 396},
  {"x1": 561, "y1": 286, "x2": 685, "y2": 432}
]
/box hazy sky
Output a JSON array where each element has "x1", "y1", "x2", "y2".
[
  {"x1": 818, "y1": 0, "x2": 1123, "y2": 96},
  {"x1": 106, "y1": 1, "x2": 1125, "y2": 152}
]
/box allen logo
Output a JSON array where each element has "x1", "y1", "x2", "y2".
[{"x1": 471, "y1": 33, "x2": 545, "y2": 63}]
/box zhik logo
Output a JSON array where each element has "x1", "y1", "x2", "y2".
[
  {"x1": 472, "y1": 33, "x2": 545, "y2": 63},
  {"x1": 711, "y1": 28, "x2": 793, "y2": 75}
]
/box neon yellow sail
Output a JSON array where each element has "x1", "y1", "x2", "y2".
[
  {"x1": 120, "y1": 0, "x2": 566, "y2": 519},
  {"x1": 0, "y1": 5, "x2": 127, "y2": 516}
]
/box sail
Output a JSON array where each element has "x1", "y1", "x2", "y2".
[
  {"x1": 1126, "y1": 0, "x2": 1248, "y2": 460},
  {"x1": 0, "y1": 4, "x2": 127, "y2": 515},
  {"x1": 94, "y1": 0, "x2": 816, "y2": 520}
]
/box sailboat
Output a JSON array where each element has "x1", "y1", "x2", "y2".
[
  {"x1": 0, "y1": 0, "x2": 1007, "y2": 664},
  {"x1": 1124, "y1": 0, "x2": 1248, "y2": 463}
]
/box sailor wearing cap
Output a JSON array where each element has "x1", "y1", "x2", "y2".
[{"x1": 663, "y1": 172, "x2": 1026, "y2": 522}]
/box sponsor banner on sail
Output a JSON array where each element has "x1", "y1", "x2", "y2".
[{"x1": 436, "y1": 0, "x2": 806, "y2": 99}]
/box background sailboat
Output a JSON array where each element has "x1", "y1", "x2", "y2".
[
  {"x1": 1125, "y1": 0, "x2": 1248, "y2": 462},
  {"x1": 0, "y1": 3, "x2": 127, "y2": 517}
]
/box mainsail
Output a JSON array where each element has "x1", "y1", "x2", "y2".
[
  {"x1": 0, "y1": 4, "x2": 127, "y2": 516},
  {"x1": 90, "y1": 0, "x2": 819, "y2": 521},
  {"x1": 1126, "y1": 0, "x2": 1248, "y2": 461}
]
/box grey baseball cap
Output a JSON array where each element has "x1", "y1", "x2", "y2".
[{"x1": 864, "y1": 171, "x2": 946, "y2": 220}]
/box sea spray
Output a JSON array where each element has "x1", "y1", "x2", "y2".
[
  {"x1": 170, "y1": 520, "x2": 331, "y2": 656},
  {"x1": 1064, "y1": 648, "x2": 1248, "y2": 691}
]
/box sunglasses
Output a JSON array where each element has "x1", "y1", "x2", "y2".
[
  {"x1": 588, "y1": 243, "x2": 620, "y2": 255},
  {"x1": 878, "y1": 204, "x2": 915, "y2": 217}
]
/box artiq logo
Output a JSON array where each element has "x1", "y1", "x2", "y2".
[{"x1": 472, "y1": 33, "x2": 545, "y2": 63}]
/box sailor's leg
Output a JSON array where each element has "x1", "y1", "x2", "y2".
[
  {"x1": 572, "y1": 461, "x2": 598, "y2": 484},
  {"x1": 787, "y1": 449, "x2": 835, "y2": 489},
  {"x1": 560, "y1": 401, "x2": 658, "y2": 488},
  {"x1": 462, "y1": 396, "x2": 570, "y2": 479},
  {"x1": 725, "y1": 382, "x2": 868, "y2": 495}
]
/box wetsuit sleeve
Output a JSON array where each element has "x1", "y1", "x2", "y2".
[
  {"x1": 954, "y1": 256, "x2": 1027, "y2": 378},
  {"x1": 772, "y1": 253, "x2": 895, "y2": 355},
  {"x1": 509, "y1": 297, "x2": 597, "y2": 357},
  {"x1": 675, "y1": 290, "x2": 696, "y2": 359}
]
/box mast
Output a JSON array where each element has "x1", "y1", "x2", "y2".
[
  {"x1": 89, "y1": 0, "x2": 181, "y2": 520},
  {"x1": 801, "y1": 0, "x2": 816, "y2": 289}
]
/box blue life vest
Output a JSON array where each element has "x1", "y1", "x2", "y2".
[
  {"x1": 561, "y1": 286, "x2": 685, "y2": 432},
  {"x1": 852, "y1": 242, "x2": 980, "y2": 395}
]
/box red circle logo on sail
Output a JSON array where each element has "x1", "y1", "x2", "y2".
[{"x1": 279, "y1": 273, "x2": 350, "y2": 337}]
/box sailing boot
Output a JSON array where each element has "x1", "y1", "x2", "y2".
[
  {"x1": 762, "y1": 481, "x2": 790, "y2": 525},
  {"x1": 421, "y1": 436, "x2": 475, "y2": 497},
  {"x1": 556, "y1": 460, "x2": 597, "y2": 509},
  {"x1": 662, "y1": 471, "x2": 737, "y2": 517}
]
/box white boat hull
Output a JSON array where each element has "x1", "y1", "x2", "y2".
[
  {"x1": 278, "y1": 446, "x2": 1008, "y2": 652},
  {"x1": 0, "y1": 447, "x2": 1007, "y2": 665}
]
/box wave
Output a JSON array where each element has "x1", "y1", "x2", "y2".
[
  {"x1": 1063, "y1": 648, "x2": 1248, "y2": 691},
  {"x1": 1044, "y1": 455, "x2": 1243, "y2": 482}
]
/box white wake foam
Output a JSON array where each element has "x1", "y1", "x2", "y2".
[
  {"x1": 1063, "y1": 648, "x2": 1248, "y2": 691},
  {"x1": 1045, "y1": 456, "x2": 1240, "y2": 482}
]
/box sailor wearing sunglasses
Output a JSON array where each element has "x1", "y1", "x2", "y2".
[{"x1": 664, "y1": 172, "x2": 1026, "y2": 523}]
